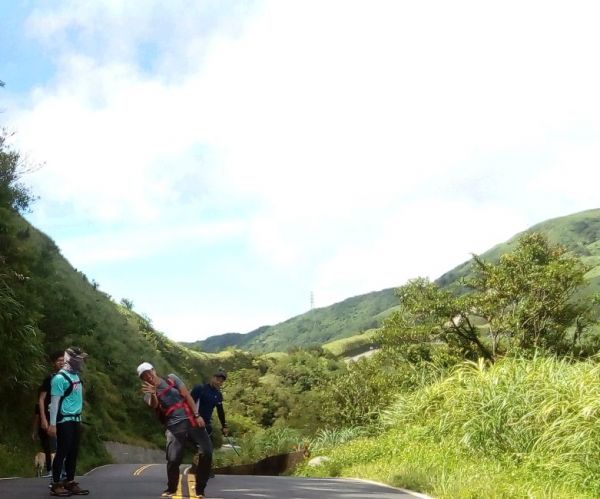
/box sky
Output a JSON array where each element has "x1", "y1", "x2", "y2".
[{"x1": 1, "y1": 0, "x2": 600, "y2": 342}]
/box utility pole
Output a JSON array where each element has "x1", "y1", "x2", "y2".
[{"x1": 310, "y1": 291, "x2": 314, "y2": 310}]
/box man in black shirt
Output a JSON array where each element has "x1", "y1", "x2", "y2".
[
  {"x1": 31, "y1": 351, "x2": 64, "y2": 477},
  {"x1": 190, "y1": 370, "x2": 228, "y2": 439}
]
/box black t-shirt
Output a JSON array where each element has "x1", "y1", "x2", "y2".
[
  {"x1": 190, "y1": 383, "x2": 224, "y2": 427},
  {"x1": 34, "y1": 374, "x2": 53, "y2": 420}
]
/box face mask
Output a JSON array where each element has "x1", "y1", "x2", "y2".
[{"x1": 64, "y1": 349, "x2": 87, "y2": 373}]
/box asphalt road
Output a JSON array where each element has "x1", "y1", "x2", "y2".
[{"x1": 0, "y1": 463, "x2": 429, "y2": 498}]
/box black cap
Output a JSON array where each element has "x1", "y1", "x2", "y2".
[
  {"x1": 66, "y1": 346, "x2": 88, "y2": 358},
  {"x1": 213, "y1": 369, "x2": 227, "y2": 380}
]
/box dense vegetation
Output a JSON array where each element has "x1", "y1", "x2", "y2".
[{"x1": 297, "y1": 356, "x2": 600, "y2": 498}]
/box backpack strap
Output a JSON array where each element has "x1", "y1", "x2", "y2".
[
  {"x1": 156, "y1": 376, "x2": 197, "y2": 427},
  {"x1": 56, "y1": 371, "x2": 82, "y2": 422},
  {"x1": 157, "y1": 377, "x2": 178, "y2": 399}
]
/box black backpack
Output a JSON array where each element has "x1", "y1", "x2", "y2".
[{"x1": 55, "y1": 371, "x2": 83, "y2": 422}]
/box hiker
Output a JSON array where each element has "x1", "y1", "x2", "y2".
[
  {"x1": 31, "y1": 351, "x2": 64, "y2": 478},
  {"x1": 190, "y1": 369, "x2": 229, "y2": 440},
  {"x1": 137, "y1": 362, "x2": 213, "y2": 498},
  {"x1": 47, "y1": 347, "x2": 89, "y2": 496}
]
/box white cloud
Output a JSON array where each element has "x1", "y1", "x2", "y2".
[
  {"x1": 59, "y1": 219, "x2": 245, "y2": 265},
  {"x1": 312, "y1": 200, "x2": 527, "y2": 307},
  {"x1": 8, "y1": 0, "x2": 600, "y2": 340}
]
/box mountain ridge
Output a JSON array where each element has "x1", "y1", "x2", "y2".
[{"x1": 188, "y1": 208, "x2": 600, "y2": 353}]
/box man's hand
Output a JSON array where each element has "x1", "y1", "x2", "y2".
[
  {"x1": 141, "y1": 381, "x2": 156, "y2": 394},
  {"x1": 222, "y1": 426, "x2": 229, "y2": 437},
  {"x1": 47, "y1": 425, "x2": 57, "y2": 438},
  {"x1": 40, "y1": 418, "x2": 49, "y2": 431},
  {"x1": 195, "y1": 416, "x2": 206, "y2": 428},
  {"x1": 31, "y1": 431, "x2": 37, "y2": 441}
]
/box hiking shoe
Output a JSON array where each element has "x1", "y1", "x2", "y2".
[
  {"x1": 49, "y1": 483, "x2": 71, "y2": 496},
  {"x1": 161, "y1": 490, "x2": 177, "y2": 497},
  {"x1": 64, "y1": 481, "x2": 89, "y2": 495}
]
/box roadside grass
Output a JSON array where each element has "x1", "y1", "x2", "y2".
[
  {"x1": 297, "y1": 356, "x2": 600, "y2": 498},
  {"x1": 213, "y1": 426, "x2": 305, "y2": 468}
]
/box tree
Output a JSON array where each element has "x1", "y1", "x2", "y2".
[
  {"x1": 120, "y1": 298, "x2": 134, "y2": 310},
  {"x1": 0, "y1": 130, "x2": 36, "y2": 213},
  {"x1": 379, "y1": 233, "x2": 592, "y2": 361},
  {"x1": 0, "y1": 130, "x2": 44, "y2": 392}
]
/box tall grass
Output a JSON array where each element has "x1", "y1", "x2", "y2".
[
  {"x1": 299, "y1": 356, "x2": 600, "y2": 498},
  {"x1": 214, "y1": 426, "x2": 305, "y2": 467},
  {"x1": 309, "y1": 426, "x2": 370, "y2": 453},
  {"x1": 383, "y1": 356, "x2": 600, "y2": 481}
]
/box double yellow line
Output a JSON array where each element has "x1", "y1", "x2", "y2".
[
  {"x1": 133, "y1": 464, "x2": 156, "y2": 476},
  {"x1": 170, "y1": 466, "x2": 197, "y2": 499},
  {"x1": 132, "y1": 464, "x2": 197, "y2": 498}
]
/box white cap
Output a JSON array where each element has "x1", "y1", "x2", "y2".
[{"x1": 137, "y1": 362, "x2": 154, "y2": 377}]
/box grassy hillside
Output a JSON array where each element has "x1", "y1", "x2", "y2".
[
  {"x1": 437, "y1": 208, "x2": 600, "y2": 288},
  {"x1": 192, "y1": 208, "x2": 600, "y2": 354},
  {"x1": 298, "y1": 356, "x2": 600, "y2": 498},
  {"x1": 0, "y1": 210, "x2": 253, "y2": 477}
]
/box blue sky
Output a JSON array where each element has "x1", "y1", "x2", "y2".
[{"x1": 2, "y1": 1, "x2": 600, "y2": 341}]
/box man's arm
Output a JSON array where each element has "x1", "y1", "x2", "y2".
[
  {"x1": 216, "y1": 404, "x2": 228, "y2": 435},
  {"x1": 190, "y1": 385, "x2": 200, "y2": 412},
  {"x1": 38, "y1": 391, "x2": 49, "y2": 430},
  {"x1": 142, "y1": 381, "x2": 159, "y2": 408},
  {"x1": 47, "y1": 395, "x2": 60, "y2": 438},
  {"x1": 47, "y1": 374, "x2": 66, "y2": 438},
  {"x1": 31, "y1": 412, "x2": 39, "y2": 440},
  {"x1": 177, "y1": 382, "x2": 206, "y2": 428}
]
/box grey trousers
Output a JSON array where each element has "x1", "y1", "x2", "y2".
[{"x1": 165, "y1": 420, "x2": 213, "y2": 494}]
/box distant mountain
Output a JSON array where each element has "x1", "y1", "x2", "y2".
[
  {"x1": 189, "y1": 208, "x2": 600, "y2": 353},
  {"x1": 184, "y1": 325, "x2": 270, "y2": 353},
  {"x1": 183, "y1": 289, "x2": 399, "y2": 353}
]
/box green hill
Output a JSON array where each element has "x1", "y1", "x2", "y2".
[
  {"x1": 191, "y1": 208, "x2": 600, "y2": 353},
  {"x1": 0, "y1": 209, "x2": 251, "y2": 476},
  {"x1": 184, "y1": 288, "x2": 398, "y2": 353}
]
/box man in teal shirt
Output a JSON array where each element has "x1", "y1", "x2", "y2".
[{"x1": 47, "y1": 347, "x2": 89, "y2": 497}]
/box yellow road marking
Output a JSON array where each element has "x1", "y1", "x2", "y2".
[
  {"x1": 188, "y1": 471, "x2": 197, "y2": 497},
  {"x1": 133, "y1": 464, "x2": 154, "y2": 476},
  {"x1": 172, "y1": 466, "x2": 190, "y2": 498}
]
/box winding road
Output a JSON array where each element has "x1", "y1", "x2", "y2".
[{"x1": 0, "y1": 463, "x2": 429, "y2": 498}]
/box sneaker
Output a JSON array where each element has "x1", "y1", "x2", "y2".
[
  {"x1": 194, "y1": 492, "x2": 205, "y2": 498},
  {"x1": 42, "y1": 471, "x2": 53, "y2": 478},
  {"x1": 161, "y1": 490, "x2": 177, "y2": 497},
  {"x1": 64, "y1": 481, "x2": 89, "y2": 495},
  {"x1": 49, "y1": 483, "x2": 71, "y2": 497}
]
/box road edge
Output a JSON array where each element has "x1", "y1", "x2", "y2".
[{"x1": 346, "y1": 477, "x2": 434, "y2": 498}]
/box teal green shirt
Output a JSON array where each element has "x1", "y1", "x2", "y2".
[{"x1": 51, "y1": 369, "x2": 83, "y2": 423}]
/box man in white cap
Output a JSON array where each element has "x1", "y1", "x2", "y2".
[{"x1": 137, "y1": 362, "x2": 213, "y2": 498}]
